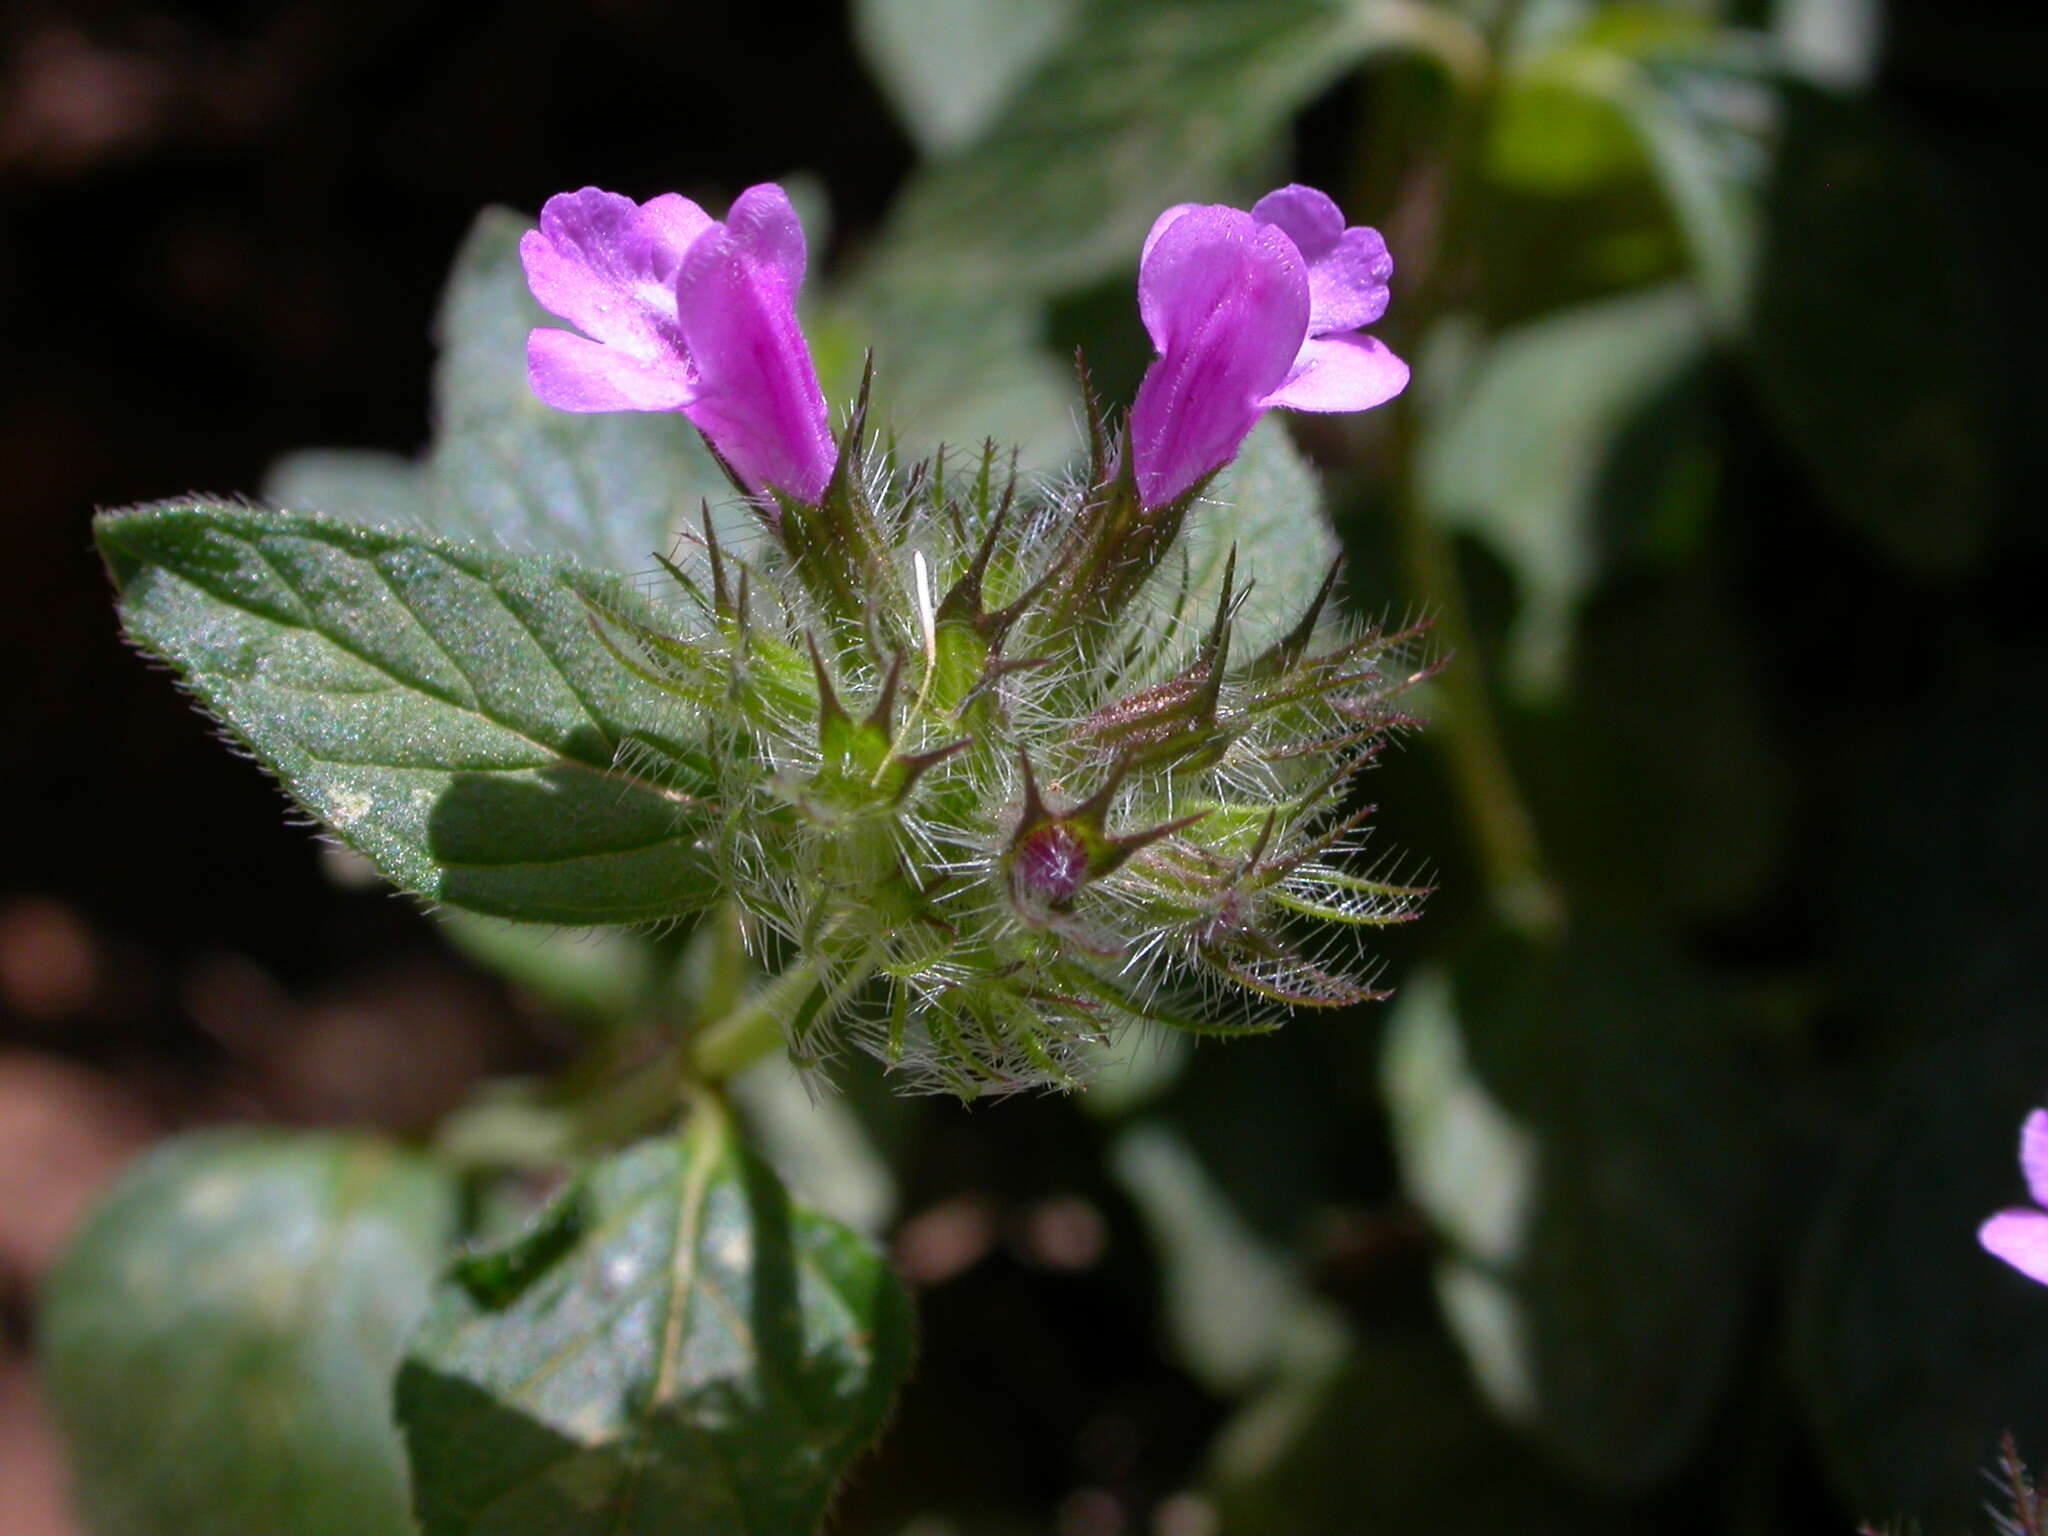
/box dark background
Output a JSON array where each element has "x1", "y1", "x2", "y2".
[{"x1": 3, "y1": 2, "x2": 2046, "y2": 1533}]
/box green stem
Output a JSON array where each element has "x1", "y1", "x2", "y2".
[
  {"x1": 691, "y1": 959, "x2": 822, "y2": 1080},
  {"x1": 1378, "y1": 10, "x2": 1563, "y2": 938},
  {"x1": 689, "y1": 936, "x2": 880, "y2": 1082},
  {"x1": 1392, "y1": 410, "x2": 1561, "y2": 935}
]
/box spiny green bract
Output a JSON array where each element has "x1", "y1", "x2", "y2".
[{"x1": 595, "y1": 385, "x2": 1432, "y2": 1096}]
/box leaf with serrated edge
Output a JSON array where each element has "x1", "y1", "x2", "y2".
[
  {"x1": 98, "y1": 502, "x2": 719, "y2": 925},
  {"x1": 397, "y1": 1106, "x2": 914, "y2": 1535}
]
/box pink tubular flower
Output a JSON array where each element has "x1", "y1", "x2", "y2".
[
  {"x1": 1128, "y1": 184, "x2": 1409, "y2": 510},
  {"x1": 520, "y1": 183, "x2": 837, "y2": 504},
  {"x1": 1980, "y1": 1108, "x2": 2048, "y2": 1284}
]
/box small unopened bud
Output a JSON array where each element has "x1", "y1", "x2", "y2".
[{"x1": 1009, "y1": 821, "x2": 1091, "y2": 910}]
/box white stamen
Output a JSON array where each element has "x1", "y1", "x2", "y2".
[{"x1": 913, "y1": 548, "x2": 937, "y2": 665}]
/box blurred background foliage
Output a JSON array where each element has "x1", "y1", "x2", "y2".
[{"x1": 1, "y1": 0, "x2": 2044, "y2": 1531}]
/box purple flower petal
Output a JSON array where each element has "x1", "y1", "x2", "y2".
[
  {"x1": 520, "y1": 188, "x2": 710, "y2": 363},
  {"x1": 1140, "y1": 203, "x2": 1201, "y2": 268},
  {"x1": 674, "y1": 190, "x2": 836, "y2": 504},
  {"x1": 1249, "y1": 184, "x2": 1392, "y2": 335},
  {"x1": 722, "y1": 183, "x2": 808, "y2": 291},
  {"x1": 1305, "y1": 225, "x2": 1394, "y2": 333},
  {"x1": 2021, "y1": 1109, "x2": 2048, "y2": 1208},
  {"x1": 1982, "y1": 1208, "x2": 2048, "y2": 1285},
  {"x1": 526, "y1": 328, "x2": 695, "y2": 413},
  {"x1": 1250, "y1": 184, "x2": 1345, "y2": 261},
  {"x1": 1260, "y1": 333, "x2": 1409, "y2": 414},
  {"x1": 1130, "y1": 207, "x2": 1309, "y2": 509}
]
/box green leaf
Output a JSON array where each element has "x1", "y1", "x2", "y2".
[
  {"x1": 1742, "y1": 86, "x2": 2001, "y2": 574},
  {"x1": 1790, "y1": 1015, "x2": 2048, "y2": 1531},
  {"x1": 1624, "y1": 61, "x2": 2001, "y2": 572},
  {"x1": 1381, "y1": 927, "x2": 1770, "y2": 1491},
  {"x1": 824, "y1": 287, "x2": 1080, "y2": 480},
  {"x1": 38, "y1": 1131, "x2": 458, "y2": 1536},
  {"x1": 731, "y1": 1055, "x2": 899, "y2": 1238},
  {"x1": 854, "y1": 0, "x2": 1077, "y2": 156},
  {"x1": 1419, "y1": 285, "x2": 1709, "y2": 696},
  {"x1": 1211, "y1": 1330, "x2": 1624, "y2": 1536},
  {"x1": 98, "y1": 502, "x2": 719, "y2": 925},
  {"x1": 396, "y1": 1106, "x2": 914, "y2": 1535},
  {"x1": 1182, "y1": 419, "x2": 1342, "y2": 656},
  {"x1": 1109, "y1": 1120, "x2": 1344, "y2": 1396},
  {"x1": 1515, "y1": 572, "x2": 1790, "y2": 923},
  {"x1": 866, "y1": 0, "x2": 1447, "y2": 302},
  {"x1": 437, "y1": 913, "x2": 663, "y2": 1024}
]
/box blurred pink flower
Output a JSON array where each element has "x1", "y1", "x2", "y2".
[
  {"x1": 1980, "y1": 1108, "x2": 2048, "y2": 1284},
  {"x1": 520, "y1": 183, "x2": 836, "y2": 503},
  {"x1": 1128, "y1": 184, "x2": 1408, "y2": 510}
]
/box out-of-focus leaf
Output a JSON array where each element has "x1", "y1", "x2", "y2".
[
  {"x1": 98, "y1": 503, "x2": 719, "y2": 925},
  {"x1": 1487, "y1": 71, "x2": 1650, "y2": 195},
  {"x1": 438, "y1": 914, "x2": 661, "y2": 1024},
  {"x1": 1079, "y1": 1027, "x2": 1192, "y2": 1120},
  {"x1": 1743, "y1": 86, "x2": 2001, "y2": 573},
  {"x1": 39, "y1": 1131, "x2": 458, "y2": 1536},
  {"x1": 854, "y1": 0, "x2": 1077, "y2": 156},
  {"x1": 266, "y1": 449, "x2": 428, "y2": 524},
  {"x1": 1181, "y1": 419, "x2": 1343, "y2": 656},
  {"x1": 1773, "y1": 0, "x2": 1882, "y2": 86},
  {"x1": 867, "y1": 0, "x2": 1456, "y2": 302},
  {"x1": 1625, "y1": 60, "x2": 2001, "y2": 572},
  {"x1": 1610, "y1": 43, "x2": 1775, "y2": 323},
  {"x1": 1109, "y1": 1120, "x2": 1344, "y2": 1395},
  {"x1": 1517, "y1": 573, "x2": 1789, "y2": 923},
  {"x1": 397, "y1": 1107, "x2": 913, "y2": 1535},
  {"x1": 1211, "y1": 1329, "x2": 1621, "y2": 1535},
  {"x1": 732, "y1": 1054, "x2": 899, "y2": 1237},
  {"x1": 824, "y1": 289, "x2": 1079, "y2": 480},
  {"x1": 1382, "y1": 926, "x2": 1769, "y2": 1491},
  {"x1": 1419, "y1": 285, "x2": 1708, "y2": 695},
  {"x1": 1790, "y1": 1014, "x2": 2048, "y2": 1532},
  {"x1": 1829, "y1": 654, "x2": 2048, "y2": 1049}
]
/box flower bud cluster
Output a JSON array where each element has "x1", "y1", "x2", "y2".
[
  {"x1": 588, "y1": 376, "x2": 1429, "y2": 1094},
  {"x1": 534, "y1": 180, "x2": 1427, "y2": 1093}
]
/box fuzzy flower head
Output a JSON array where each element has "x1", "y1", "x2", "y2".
[
  {"x1": 1981, "y1": 1108, "x2": 2048, "y2": 1285},
  {"x1": 1129, "y1": 184, "x2": 1409, "y2": 510},
  {"x1": 521, "y1": 183, "x2": 836, "y2": 503}
]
